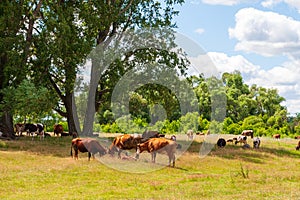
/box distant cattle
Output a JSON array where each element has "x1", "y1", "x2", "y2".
[
  {"x1": 108, "y1": 134, "x2": 142, "y2": 158},
  {"x1": 227, "y1": 139, "x2": 234, "y2": 143},
  {"x1": 170, "y1": 135, "x2": 176, "y2": 141},
  {"x1": 235, "y1": 135, "x2": 247, "y2": 145},
  {"x1": 14, "y1": 123, "x2": 25, "y2": 136},
  {"x1": 294, "y1": 136, "x2": 300, "y2": 139},
  {"x1": 217, "y1": 138, "x2": 226, "y2": 148},
  {"x1": 253, "y1": 137, "x2": 261, "y2": 149},
  {"x1": 273, "y1": 134, "x2": 281, "y2": 139},
  {"x1": 242, "y1": 130, "x2": 254, "y2": 139},
  {"x1": 296, "y1": 141, "x2": 300, "y2": 150},
  {"x1": 186, "y1": 129, "x2": 194, "y2": 141},
  {"x1": 71, "y1": 138, "x2": 107, "y2": 160},
  {"x1": 135, "y1": 138, "x2": 179, "y2": 167},
  {"x1": 53, "y1": 124, "x2": 64, "y2": 136},
  {"x1": 24, "y1": 123, "x2": 44, "y2": 140},
  {"x1": 142, "y1": 130, "x2": 164, "y2": 139}
]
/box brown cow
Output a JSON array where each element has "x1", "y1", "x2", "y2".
[
  {"x1": 142, "y1": 130, "x2": 165, "y2": 139},
  {"x1": 53, "y1": 124, "x2": 64, "y2": 136},
  {"x1": 71, "y1": 138, "x2": 107, "y2": 161},
  {"x1": 294, "y1": 136, "x2": 300, "y2": 139},
  {"x1": 108, "y1": 134, "x2": 142, "y2": 158},
  {"x1": 296, "y1": 140, "x2": 300, "y2": 150},
  {"x1": 273, "y1": 134, "x2": 281, "y2": 139},
  {"x1": 14, "y1": 123, "x2": 25, "y2": 136},
  {"x1": 135, "y1": 138, "x2": 178, "y2": 167},
  {"x1": 241, "y1": 130, "x2": 254, "y2": 138}
]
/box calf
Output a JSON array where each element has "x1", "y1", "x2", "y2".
[
  {"x1": 108, "y1": 134, "x2": 142, "y2": 158},
  {"x1": 186, "y1": 129, "x2": 194, "y2": 141},
  {"x1": 14, "y1": 123, "x2": 25, "y2": 136},
  {"x1": 53, "y1": 124, "x2": 64, "y2": 136},
  {"x1": 253, "y1": 137, "x2": 261, "y2": 149},
  {"x1": 71, "y1": 138, "x2": 107, "y2": 160},
  {"x1": 135, "y1": 138, "x2": 178, "y2": 167}
]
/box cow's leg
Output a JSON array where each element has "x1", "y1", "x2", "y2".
[
  {"x1": 75, "y1": 149, "x2": 78, "y2": 160},
  {"x1": 88, "y1": 152, "x2": 91, "y2": 161},
  {"x1": 117, "y1": 149, "x2": 122, "y2": 159},
  {"x1": 152, "y1": 152, "x2": 157, "y2": 163}
]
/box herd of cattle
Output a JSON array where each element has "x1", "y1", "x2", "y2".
[
  {"x1": 11, "y1": 124, "x2": 300, "y2": 167},
  {"x1": 71, "y1": 130, "x2": 179, "y2": 167},
  {"x1": 14, "y1": 123, "x2": 76, "y2": 139}
]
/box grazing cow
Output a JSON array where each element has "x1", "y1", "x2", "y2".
[
  {"x1": 14, "y1": 123, "x2": 25, "y2": 136},
  {"x1": 217, "y1": 138, "x2": 226, "y2": 148},
  {"x1": 71, "y1": 138, "x2": 107, "y2": 160},
  {"x1": 108, "y1": 134, "x2": 142, "y2": 158},
  {"x1": 186, "y1": 129, "x2": 194, "y2": 141},
  {"x1": 241, "y1": 130, "x2": 254, "y2": 139},
  {"x1": 53, "y1": 124, "x2": 64, "y2": 137},
  {"x1": 135, "y1": 138, "x2": 178, "y2": 167},
  {"x1": 253, "y1": 137, "x2": 261, "y2": 149},
  {"x1": 142, "y1": 130, "x2": 164, "y2": 139},
  {"x1": 61, "y1": 132, "x2": 73, "y2": 137},
  {"x1": 296, "y1": 141, "x2": 300, "y2": 150},
  {"x1": 235, "y1": 135, "x2": 247, "y2": 145},
  {"x1": 273, "y1": 134, "x2": 281, "y2": 139},
  {"x1": 227, "y1": 139, "x2": 234, "y2": 143},
  {"x1": 24, "y1": 123, "x2": 44, "y2": 140},
  {"x1": 170, "y1": 135, "x2": 176, "y2": 141}
]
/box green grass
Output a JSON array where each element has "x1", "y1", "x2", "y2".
[{"x1": 0, "y1": 135, "x2": 299, "y2": 199}]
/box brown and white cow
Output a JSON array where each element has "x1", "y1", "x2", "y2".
[
  {"x1": 241, "y1": 130, "x2": 254, "y2": 138},
  {"x1": 71, "y1": 138, "x2": 107, "y2": 161},
  {"x1": 235, "y1": 135, "x2": 247, "y2": 145},
  {"x1": 135, "y1": 138, "x2": 178, "y2": 167},
  {"x1": 273, "y1": 134, "x2": 281, "y2": 139},
  {"x1": 53, "y1": 124, "x2": 64, "y2": 137},
  {"x1": 108, "y1": 134, "x2": 143, "y2": 158}
]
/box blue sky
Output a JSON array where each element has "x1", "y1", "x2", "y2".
[{"x1": 173, "y1": 0, "x2": 300, "y2": 115}]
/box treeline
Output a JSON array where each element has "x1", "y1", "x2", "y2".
[{"x1": 95, "y1": 71, "x2": 300, "y2": 138}]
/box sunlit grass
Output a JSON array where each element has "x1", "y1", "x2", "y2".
[{"x1": 0, "y1": 135, "x2": 299, "y2": 199}]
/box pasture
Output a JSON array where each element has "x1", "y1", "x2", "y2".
[{"x1": 0, "y1": 134, "x2": 299, "y2": 200}]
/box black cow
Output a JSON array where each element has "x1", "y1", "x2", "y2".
[{"x1": 24, "y1": 123, "x2": 44, "y2": 140}]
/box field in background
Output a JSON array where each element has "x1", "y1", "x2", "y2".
[{"x1": 0, "y1": 134, "x2": 299, "y2": 199}]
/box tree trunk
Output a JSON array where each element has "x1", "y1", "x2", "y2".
[
  {"x1": 64, "y1": 92, "x2": 81, "y2": 136},
  {"x1": 82, "y1": 60, "x2": 101, "y2": 136},
  {"x1": 0, "y1": 54, "x2": 15, "y2": 139}
]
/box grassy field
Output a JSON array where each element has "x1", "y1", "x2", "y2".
[{"x1": 0, "y1": 134, "x2": 299, "y2": 200}]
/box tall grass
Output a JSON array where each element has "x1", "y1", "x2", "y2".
[{"x1": 0, "y1": 135, "x2": 299, "y2": 199}]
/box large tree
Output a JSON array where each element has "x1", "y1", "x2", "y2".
[{"x1": 0, "y1": 1, "x2": 43, "y2": 138}]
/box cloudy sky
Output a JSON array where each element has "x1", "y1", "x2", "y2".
[{"x1": 173, "y1": 0, "x2": 300, "y2": 115}]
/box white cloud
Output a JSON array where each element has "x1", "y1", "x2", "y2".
[
  {"x1": 191, "y1": 52, "x2": 300, "y2": 114},
  {"x1": 262, "y1": 0, "x2": 300, "y2": 13},
  {"x1": 195, "y1": 28, "x2": 205, "y2": 34},
  {"x1": 229, "y1": 8, "x2": 300, "y2": 59}
]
